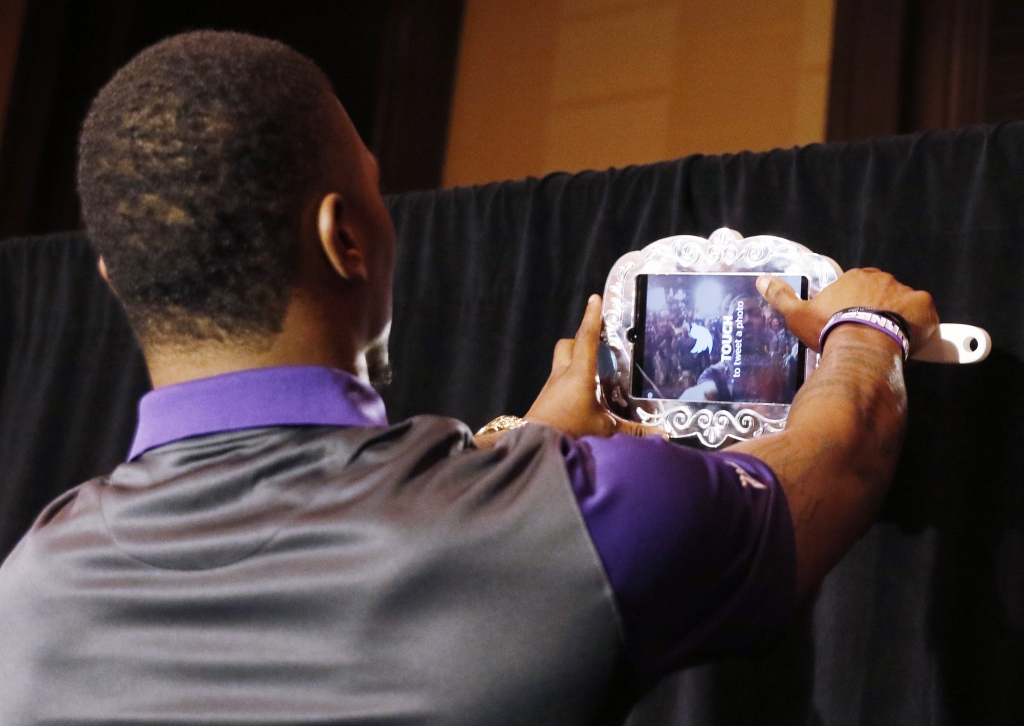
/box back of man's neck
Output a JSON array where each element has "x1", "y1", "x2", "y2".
[{"x1": 144, "y1": 338, "x2": 359, "y2": 389}]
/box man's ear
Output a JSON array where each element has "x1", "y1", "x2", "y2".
[{"x1": 317, "y1": 192, "x2": 368, "y2": 281}]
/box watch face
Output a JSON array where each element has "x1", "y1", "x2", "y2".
[{"x1": 632, "y1": 273, "x2": 807, "y2": 406}]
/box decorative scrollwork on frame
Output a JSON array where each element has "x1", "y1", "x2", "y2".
[
  {"x1": 637, "y1": 406, "x2": 788, "y2": 448},
  {"x1": 601, "y1": 227, "x2": 839, "y2": 448},
  {"x1": 658, "y1": 230, "x2": 804, "y2": 271}
]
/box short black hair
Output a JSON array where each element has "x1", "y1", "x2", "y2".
[{"x1": 78, "y1": 31, "x2": 337, "y2": 344}]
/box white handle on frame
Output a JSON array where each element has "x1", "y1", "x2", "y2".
[{"x1": 910, "y1": 324, "x2": 991, "y2": 364}]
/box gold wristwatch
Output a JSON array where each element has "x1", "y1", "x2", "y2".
[{"x1": 475, "y1": 415, "x2": 528, "y2": 436}]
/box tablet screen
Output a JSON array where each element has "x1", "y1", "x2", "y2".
[{"x1": 632, "y1": 273, "x2": 808, "y2": 404}]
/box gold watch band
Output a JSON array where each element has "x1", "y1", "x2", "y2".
[{"x1": 475, "y1": 415, "x2": 528, "y2": 436}]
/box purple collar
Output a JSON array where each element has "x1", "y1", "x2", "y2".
[{"x1": 128, "y1": 366, "x2": 388, "y2": 460}]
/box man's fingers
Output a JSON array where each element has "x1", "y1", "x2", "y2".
[
  {"x1": 571, "y1": 294, "x2": 603, "y2": 370},
  {"x1": 756, "y1": 275, "x2": 802, "y2": 316},
  {"x1": 602, "y1": 411, "x2": 660, "y2": 439},
  {"x1": 907, "y1": 289, "x2": 940, "y2": 353},
  {"x1": 757, "y1": 274, "x2": 821, "y2": 348},
  {"x1": 617, "y1": 419, "x2": 662, "y2": 438}
]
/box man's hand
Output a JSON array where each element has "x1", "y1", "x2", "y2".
[
  {"x1": 523, "y1": 295, "x2": 657, "y2": 440},
  {"x1": 734, "y1": 268, "x2": 941, "y2": 597},
  {"x1": 757, "y1": 268, "x2": 939, "y2": 354}
]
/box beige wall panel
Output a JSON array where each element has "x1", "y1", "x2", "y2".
[
  {"x1": 799, "y1": 0, "x2": 835, "y2": 65},
  {"x1": 667, "y1": 26, "x2": 802, "y2": 158},
  {"x1": 443, "y1": 0, "x2": 561, "y2": 187},
  {"x1": 544, "y1": 94, "x2": 670, "y2": 173},
  {"x1": 445, "y1": 0, "x2": 836, "y2": 187},
  {"x1": 550, "y1": 4, "x2": 677, "y2": 105},
  {"x1": 796, "y1": 0, "x2": 835, "y2": 141},
  {"x1": 675, "y1": 0, "x2": 802, "y2": 35},
  {"x1": 561, "y1": 0, "x2": 666, "y2": 18},
  {"x1": 794, "y1": 70, "x2": 831, "y2": 144}
]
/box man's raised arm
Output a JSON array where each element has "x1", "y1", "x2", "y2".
[
  {"x1": 482, "y1": 270, "x2": 938, "y2": 601},
  {"x1": 731, "y1": 269, "x2": 939, "y2": 596}
]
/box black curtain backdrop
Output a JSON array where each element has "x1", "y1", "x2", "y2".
[
  {"x1": 0, "y1": 233, "x2": 149, "y2": 558},
  {"x1": 3, "y1": 123, "x2": 1024, "y2": 724}
]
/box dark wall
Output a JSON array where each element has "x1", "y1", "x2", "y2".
[
  {"x1": 828, "y1": 0, "x2": 1024, "y2": 141},
  {"x1": 0, "y1": 0, "x2": 463, "y2": 239}
]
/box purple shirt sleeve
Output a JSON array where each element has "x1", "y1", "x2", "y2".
[{"x1": 563, "y1": 435, "x2": 796, "y2": 691}]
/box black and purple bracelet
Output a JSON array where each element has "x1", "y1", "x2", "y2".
[{"x1": 818, "y1": 307, "x2": 910, "y2": 361}]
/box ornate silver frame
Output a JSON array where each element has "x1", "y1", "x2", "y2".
[{"x1": 600, "y1": 228, "x2": 841, "y2": 448}]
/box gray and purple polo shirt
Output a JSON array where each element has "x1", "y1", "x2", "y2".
[
  {"x1": 129, "y1": 366, "x2": 796, "y2": 687},
  {"x1": 0, "y1": 365, "x2": 795, "y2": 725}
]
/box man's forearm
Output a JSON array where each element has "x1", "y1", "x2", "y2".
[{"x1": 731, "y1": 325, "x2": 907, "y2": 596}]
